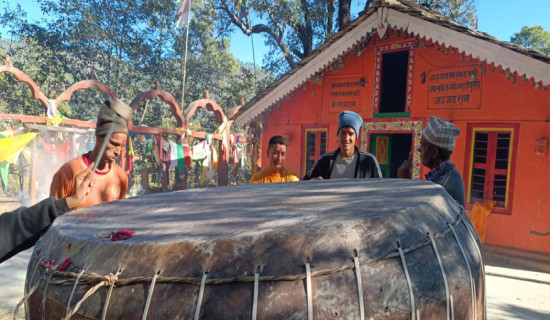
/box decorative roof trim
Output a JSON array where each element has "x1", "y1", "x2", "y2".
[
  {"x1": 387, "y1": 9, "x2": 550, "y2": 84},
  {"x1": 235, "y1": 11, "x2": 381, "y2": 126},
  {"x1": 235, "y1": 6, "x2": 550, "y2": 126}
]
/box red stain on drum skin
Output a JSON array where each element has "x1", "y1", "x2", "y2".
[
  {"x1": 44, "y1": 260, "x2": 55, "y2": 269},
  {"x1": 110, "y1": 229, "x2": 136, "y2": 241},
  {"x1": 58, "y1": 257, "x2": 71, "y2": 271}
]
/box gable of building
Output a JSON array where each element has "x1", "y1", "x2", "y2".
[{"x1": 234, "y1": 0, "x2": 550, "y2": 126}]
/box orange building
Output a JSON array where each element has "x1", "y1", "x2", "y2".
[{"x1": 235, "y1": 1, "x2": 550, "y2": 257}]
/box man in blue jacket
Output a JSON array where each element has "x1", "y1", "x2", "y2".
[
  {"x1": 303, "y1": 111, "x2": 382, "y2": 180},
  {"x1": 398, "y1": 116, "x2": 465, "y2": 206},
  {"x1": 0, "y1": 163, "x2": 95, "y2": 264}
]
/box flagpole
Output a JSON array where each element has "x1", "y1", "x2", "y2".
[
  {"x1": 246, "y1": 13, "x2": 258, "y2": 94},
  {"x1": 181, "y1": 2, "x2": 191, "y2": 110},
  {"x1": 250, "y1": 24, "x2": 258, "y2": 93}
]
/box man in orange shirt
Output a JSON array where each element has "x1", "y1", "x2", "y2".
[
  {"x1": 50, "y1": 98, "x2": 132, "y2": 209},
  {"x1": 250, "y1": 135, "x2": 299, "y2": 184}
]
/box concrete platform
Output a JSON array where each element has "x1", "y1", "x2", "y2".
[{"x1": 484, "y1": 244, "x2": 550, "y2": 273}]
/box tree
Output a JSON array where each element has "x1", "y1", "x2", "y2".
[
  {"x1": 412, "y1": 0, "x2": 478, "y2": 29},
  {"x1": 213, "y1": 0, "x2": 477, "y2": 75},
  {"x1": 511, "y1": 26, "x2": 550, "y2": 57},
  {"x1": 213, "y1": 0, "x2": 358, "y2": 75},
  {"x1": 0, "y1": 0, "x2": 271, "y2": 123}
]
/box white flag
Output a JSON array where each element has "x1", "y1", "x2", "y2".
[{"x1": 176, "y1": 0, "x2": 191, "y2": 28}]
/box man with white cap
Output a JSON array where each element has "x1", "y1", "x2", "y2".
[
  {"x1": 303, "y1": 110, "x2": 382, "y2": 180},
  {"x1": 398, "y1": 116, "x2": 465, "y2": 206},
  {"x1": 50, "y1": 98, "x2": 133, "y2": 209}
]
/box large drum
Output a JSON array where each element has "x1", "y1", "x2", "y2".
[{"x1": 23, "y1": 179, "x2": 485, "y2": 319}]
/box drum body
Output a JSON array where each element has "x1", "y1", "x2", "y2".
[{"x1": 26, "y1": 179, "x2": 485, "y2": 319}]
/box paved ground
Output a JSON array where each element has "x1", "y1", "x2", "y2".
[
  {"x1": 0, "y1": 248, "x2": 548, "y2": 319},
  {"x1": 485, "y1": 265, "x2": 550, "y2": 319}
]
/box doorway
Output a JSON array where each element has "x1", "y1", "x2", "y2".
[{"x1": 369, "y1": 133, "x2": 412, "y2": 178}]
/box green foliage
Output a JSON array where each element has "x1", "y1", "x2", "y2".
[
  {"x1": 412, "y1": 0, "x2": 478, "y2": 28},
  {"x1": 0, "y1": 0, "x2": 273, "y2": 192},
  {"x1": 214, "y1": 0, "x2": 347, "y2": 75},
  {"x1": 0, "y1": 0, "x2": 271, "y2": 123},
  {"x1": 511, "y1": 26, "x2": 550, "y2": 57},
  {"x1": 213, "y1": 0, "x2": 478, "y2": 75}
]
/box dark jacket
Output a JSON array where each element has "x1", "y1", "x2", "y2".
[
  {"x1": 303, "y1": 146, "x2": 382, "y2": 180},
  {"x1": 428, "y1": 163, "x2": 465, "y2": 207},
  {"x1": 0, "y1": 197, "x2": 70, "y2": 263}
]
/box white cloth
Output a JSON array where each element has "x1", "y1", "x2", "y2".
[{"x1": 169, "y1": 141, "x2": 178, "y2": 169}]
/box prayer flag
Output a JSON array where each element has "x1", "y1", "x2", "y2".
[
  {"x1": 238, "y1": 0, "x2": 249, "y2": 19},
  {"x1": 0, "y1": 132, "x2": 38, "y2": 163},
  {"x1": 0, "y1": 161, "x2": 8, "y2": 191},
  {"x1": 212, "y1": 146, "x2": 218, "y2": 169},
  {"x1": 169, "y1": 141, "x2": 178, "y2": 170},
  {"x1": 128, "y1": 134, "x2": 135, "y2": 172},
  {"x1": 0, "y1": 127, "x2": 23, "y2": 138},
  {"x1": 176, "y1": 0, "x2": 191, "y2": 28},
  {"x1": 177, "y1": 144, "x2": 185, "y2": 175}
]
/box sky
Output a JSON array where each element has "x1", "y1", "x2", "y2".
[
  {"x1": 2, "y1": 0, "x2": 549, "y2": 65},
  {"x1": 231, "y1": 0, "x2": 550, "y2": 64}
]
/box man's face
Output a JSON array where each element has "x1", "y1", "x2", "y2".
[
  {"x1": 268, "y1": 143, "x2": 287, "y2": 172},
  {"x1": 337, "y1": 127, "x2": 356, "y2": 155},
  {"x1": 419, "y1": 136, "x2": 437, "y2": 168},
  {"x1": 97, "y1": 132, "x2": 127, "y2": 165}
]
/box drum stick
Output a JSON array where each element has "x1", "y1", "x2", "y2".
[{"x1": 93, "y1": 123, "x2": 115, "y2": 172}]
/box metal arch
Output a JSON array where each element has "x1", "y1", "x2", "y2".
[
  {"x1": 55, "y1": 80, "x2": 117, "y2": 108},
  {"x1": 128, "y1": 83, "x2": 185, "y2": 131},
  {"x1": 0, "y1": 55, "x2": 49, "y2": 110}
]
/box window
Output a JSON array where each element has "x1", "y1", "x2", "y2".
[
  {"x1": 373, "y1": 40, "x2": 415, "y2": 117},
  {"x1": 303, "y1": 128, "x2": 327, "y2": 176},
  {"x1": 466, "y1": 124, "x2": 518, "y2": 213}
]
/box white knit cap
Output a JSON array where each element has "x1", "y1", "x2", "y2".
[{"x1": 422, "y1": 116, "x2": 460, "y2": 151}]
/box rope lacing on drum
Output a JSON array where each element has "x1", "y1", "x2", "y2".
[
  {"x1": 102, "y1": 269, "x2": 122, "y2": 320},
  {"x1": 16, "y1": 210, "x2": 478, "y2": 319},
  {"x1": 429, "y1": 233, "x2": 451, "y2": 320},
  {"x1": 448, "y1": 222, "x2": 477, "y2": 320},
  {"x1": 103, "y1": 273, "x2": 119, "y2": 287}
]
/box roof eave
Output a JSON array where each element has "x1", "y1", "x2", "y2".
[{"x1": 235, "y1": 6, "x2": 550, "y2": 127}]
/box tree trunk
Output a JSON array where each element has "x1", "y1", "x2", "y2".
[
  {"x1": 326, "y1": 0, "x2": 335, "y2": 38},
  {"x1": 338, "y1": 0, "x2": 351, "y2": 30}
]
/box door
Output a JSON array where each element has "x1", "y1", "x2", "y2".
[
  {"x1": 370, "y1": 134, "x2": 391, "y2": 178},
  {"x1": 370, "y1": 133, "x2": 412, "y2": 178}
]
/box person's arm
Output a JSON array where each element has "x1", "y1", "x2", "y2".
[
  {"x1": 119, "y1": 170, "x2": 128, "y2": 200},
  {"x1": 50, "y1": 168, "x2": 72, "y2": 199},
  {"x1": 303, "y1": 155, "x2": 329, "y2": 180},
  {"x1": 0, "y1": 163, "x2": 94, "y2": 264},
  {"x1": 0, "y1": 197, "x2": 70, "y2": 263},
  {"x1": 369, "y1": 154, "x2": 383, "y2": 178},
  {"x1": 250, "y1": 172, "x2": 261, "y2": 184}
]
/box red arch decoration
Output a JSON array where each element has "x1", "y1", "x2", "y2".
[
  {"x1": 55, "y1": 80, "x2": 117, "y2": 107},
  {"x1": 128, "y1": 83, "x2": 185, "y2": 131},
  {"x1": 0, "y1": 55, "x2": 49, "y2": 110},
  {"x1": 183, "y1": 91, "x2": 226, "y2": 129}
]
